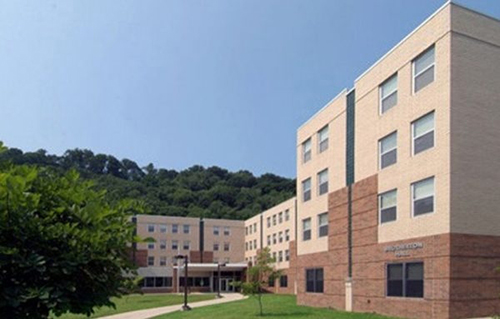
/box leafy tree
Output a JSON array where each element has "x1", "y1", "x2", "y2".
[
  {"x1": 234, "y1": 247, "x2": 281, "y2": 316},
  {"x1": 0, "y1": 144, "x2": 141, "y2": 318}
]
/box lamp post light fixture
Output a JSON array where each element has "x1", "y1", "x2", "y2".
[
  {"x1": 174, "y1": 254, "x2": 191, "y2": 311},
  {"x1": 216, "y1": 262, "x2": 227, "y2": 298}
]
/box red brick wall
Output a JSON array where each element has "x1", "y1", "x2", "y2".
[
  {"x1": 189, "y1": 250, "x2": 214, "y2": 263},
  {"x1": 134, "y1": 249, "x2": 148, "y2": 267}
]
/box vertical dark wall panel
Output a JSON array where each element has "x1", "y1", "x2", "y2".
[{"x1": 346, "y1": 89, "x2": 356, "y2": 186}]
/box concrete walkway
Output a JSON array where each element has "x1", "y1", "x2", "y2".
[{"x1": 99, "y1": 293, "x2": 246, "y2": 319}]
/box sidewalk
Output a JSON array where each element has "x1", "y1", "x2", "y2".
[{"x1": 99, "y1": 293, "x2": 246, "y2": 319}]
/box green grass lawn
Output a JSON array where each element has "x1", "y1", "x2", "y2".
[
  {"x1": 52, "y1": 293, "x2": 215, "y2": 319},
  {"x1": 153, "y1": 294, "x2": 400, "y2": 319}
]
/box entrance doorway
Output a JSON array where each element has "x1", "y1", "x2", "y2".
[{"x1": 220, "y1": 278, "x2": 233, "y2": 292}]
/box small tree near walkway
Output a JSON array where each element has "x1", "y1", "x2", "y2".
[{"x1": 235, "y1": 247, "x2": 281, "y2": 316}]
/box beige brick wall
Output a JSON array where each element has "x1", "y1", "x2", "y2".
[
  {"x1": 354, "y1": 5, "x2": 452, "y2": 243},
  {"x1": 297, "y1": 91, "x2": 347, "y2": 255},
  {"x1": 204, "y1": 218, "x2": 245, "y2": 263},
  {"x1": 449, "y1": 5, "x2": 500, "y2": 236}
]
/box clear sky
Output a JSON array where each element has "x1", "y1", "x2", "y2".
[{"x1": 0, "y1": 0, "x2": 498, "y2": 178}]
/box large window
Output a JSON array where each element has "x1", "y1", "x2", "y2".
[
  {"x1": 387, "y1": 262, "x2": 424, "y2": 298},
  {"x1": 285, "y1": 209, "x2": 290, "y2": 221},
  {"x1": 213, "y1": 242, "x2": 219, "y2": 251},
  {"x1": 142, "y1": 277, "x2": 173, "y2": 288},
  {"x1": 172, "y1": 224, "x2": 178, "y2": 234},
  {"x1": 213, "y1": 226, "x2": 220, "y2": 236},
  {"x1": 318, "y1": 169, "x2": 329, "y2": 195},
  {"x1": 272, "y1": 214, "x2": 277, "y2": 226},
  {"x1": 183, "y1": 241, "x2": 190, "y2": 250},
  {"x1": 412, "y1": 112, "x2": 435, "y2": 155},
  {"x1": 285, "y1": 249, "x2": 290, "y2": 261},
  {"x1": 183, "y1": 224, "x2": 190, "y2": 234},
  {"x1": 380, "y1": 74, "x2": 398, "y2": 113},
  {"x1": 159, "y1": 224, "x2": 167, "y2": 233},
  {"x1": 413, "y1": 46, "x2": 435, "y2": 93},
  {"x1": 278, "y1": 251, "x2": 283, "y2": 262},
  {"x1": 147, "y1": 256, "x2": 154, "y2": 266},
  {"x1": 303, "y1": 138, "x2": 312, "y2": 163},
  {"x1": 273, "y1": 233, "x2": 277, "y2": 245},
  {"x1": 160, "y1": 240, "x2": 167, "y2": 250},
  {"x1": 224, "y1": 242, "x2": 230, "y2": 251},
  {"x1": 267, "y1": 217, "x2": 271, "y2": 228},
  {"x1": 147, "y1": 242, "x2": 155, "y2": 250},
  {"x1": 306, "y1": 268, "x2": 324, "y2": 293},
  {"x1": 278, "y1": 212, "x2": 283, "y2": 224},
  {"x1": 172, "y1": 240, "x2": 178, "y2": 250},
  {"x1": 318, "y1": 213, "x2": 328, "y2": 237},
  {"x1": 285, "y1": 229, "x2": 290, "y2": 241},
  {"x1": 160, "y1": 256, "x2": 167, "y2": 266},
  {"x1": 280, "y1": 275, "x2": 288, "y2": 288},
  {"x1": 318, "y1": 125, "x2": 329, "y2": 153},
  {"x1": 279, "y1": 231, "x2": 283, "y2": 243},
  {"x1": 302, "y1": 178, "x2": 311, "y2": 202},
  {"x1": 302, "y1": 218, "x2": 311, "y2": 241},
  {"x1": 224, "y1": 226, "x2": 230, "y2": 236},
  {"x1": 379, "y1": 132, "x2": 397, "y2": 169},
  {"x1": 379, "y1": 190, "x2": 397, "y2": 224},
  {"x1": 147, "y1": 224, "x2": 155, "y2": 233},
  {"x1": 267, "y1": 235, "x2": 271, "y2": 246},
  {"x1": 412, "y1": 177, "x2": 435, "y2": 217}
]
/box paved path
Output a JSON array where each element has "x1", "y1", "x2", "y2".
[{"x1": 99, "y1": 293, "x2": 246, "y2": 319}]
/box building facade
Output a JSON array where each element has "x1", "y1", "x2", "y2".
[{"x1": 291, "y1": 3, "x2": 500, "y2": 319}]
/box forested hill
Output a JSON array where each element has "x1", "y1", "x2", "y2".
[{"x1": 0, "y1": 147, "x2": 296, "y2": 220}]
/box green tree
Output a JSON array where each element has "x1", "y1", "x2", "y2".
[
  {"x1": 0, "y1": 145, "x2": 140, "y2": 318},
  {"x1": 234, "y1": 247, "x2": 281, "y2": 316}
]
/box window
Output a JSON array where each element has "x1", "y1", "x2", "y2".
[
  {"x1": 267, "y1": 235, "x2": 271, "y2": 246},
  {"x1": 183, "y1": 224, "x2": 190, "y2": 234},
  {"x1": 412, "y1": 177, "x2": 435, "y2": 217},
  {"x1": 318, "y1": 213, "x2": 328, "y2": 237},
  {"x1": 160, "y1": 256, "x2": 167, "y2": 266},
  {"x1": 148, "y1": 242, "x2": 155, "y2": 250},
  {"x1": 245, "y1": 227, "x2": 248, "y2": 235},
  {"x1": 412, "y1": 112, "x2": 435, "y2": 155},
  {"x1": 148, "y1": 224, "x2": 155, "y2": 233},
  {"x1": 172, "y1": 224, "x2": 178, "y2": 234},
  {"x1": 159, "y1": 224, "x2": 167, "y2": 233},
  {"x1": 267, "y1": 217, "x2": 271, "y2": 228},
  {"x1": 302, "y1": 178, "x2": 311, "y2": 202},
  {"x1": 277, "y1": 251, "x2": 282, "y2": 262},
  {"x1": 272, "y1": 215, "x2": 276, "y2": 226},
  {"x1": 245, "y1": 242, "x2": 248, "y2": 251},
  {"x1": 280, "y1": 275, "x2": 288, "y2": 288},
  {"x1": 272, "y1": 252, "x2": 277, "y2": 261},
  {"x1": 224, "y1": 226, "x2": 230, "y2": 236},
  {"x1": 253, "y1": 239, "x2": 257, "y2": 249},
  {"x1": 379, "y1": 190, "x2": 397, "y2": 224},
  {"x1": 224, "y1": 242, "x2": 230, "y2": 251},
  {"x1": 413, "y1": 46, "x2": 435, "y2": 93},
  {"x1": 302, "y1": 218, "x2": 311, "y2": 241},
  {"x1": 318, "y1": 125, "x2": 329, "y2": 153},
  {"x1": 273, "y1": 233, "x2": 277, "y2": 245},
  {"x1": 306, "y1": 268, "x2": 324, "y2": 293},
  {"x1": 160, "y1": 240, "x2": 167, "y2": 250},
  {"x1": 268, "y1": 277, "x2": 275, "y2": 287},
  {"x1": 285, "y1": 249, "x2": 290, "y2": 261},
  {"x1": 387, "y1": 262, "x2": 424, "y2": 298},
  {"x1": 253, "y1": 223, "x2": 257, "y2": 232},
  {"x1": 172, "y1": 240, "x2": 178, "y2": 250},
  {"x1": 278, "y1": 212, "x2": 283, "y2": 224},
  {"x1": 379, "y1": 132, "x2": 397, "y2": 169},
  {"x1": 303, "y1": 138, "x2": 312, "y2": 163},
  {"x1": 285, "y1": 229, "x2": 290, "y2": 241},
  {"x1": 278, "y1": 231, "x2": 283, "y2": 243},
  {"x1": 183, "y1": 241, "x2": 190, "y2": 250},
  {"x1": 249, "y1": 225, "x2": 252, "y2": 234},
  {"x1": 213, "y1": 226, "x2": 220, "y2": 236},
  {"x1": 147, "y1": 256, "x2": 155, "y2": 266},
  {"x1": 380, "y1": 74, "x2": 398, "y2": 113},
  {"x1": 225, "y1": 257, "x2": 230, "y2": 263},
  {"x1": 142, "y1": 277, "x2": 173, "y2": 288},
  {"x1": 285, "y1": 209, "x2": 290, "y2": 221},
  {"x1": 317, "y1": 169, "x2": 328, "y2": 195},
  {"x1": 249, "y1": 241, "x2": 253, "y2": 250},
  {"x1": 213, "y1": 242, "x2": 219, "y2": 251}
]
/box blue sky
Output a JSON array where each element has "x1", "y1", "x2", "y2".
[{"x1": 0, "y1": 0, "x2": 498, "y2": 178}]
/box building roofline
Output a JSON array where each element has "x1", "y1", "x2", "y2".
[
  {"x1": 297, "y1": 88, "x2": 347, "y2": 132},
  {"x1": 354, "y1": 0, "x2": 452, "y2": 83}
]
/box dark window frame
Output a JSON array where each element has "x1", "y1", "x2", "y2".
[
  {"x1": 305, "y1": 268, "x2": 324, "y2": 293},
  {"x1": 386, "y1": 262, "x2": 424, "y2": 298}
]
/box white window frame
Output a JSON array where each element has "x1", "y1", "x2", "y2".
[
  {"x1": 183, "y1": 241, "x2": 190, "y2": 250},
  {"x1": 213, "y1": 242, "x2": 219, "y2": 251},
  {"x1": 285, "y1": 210, "x2": 290, "y2": 221},
  {"x1": 317, "y1": 212, "x2": 328, "y2": 238},
  {"x1": 411, "y1": 176, "x2": 436, "y2": 218},
  {"x1": 213, "y1": 226, "x2": 220, "y2": 236},
  {"x1": 147, "y1": 256, "x2": 155, "y2": 266},
  {"x1": 412, "y1": 45, "x2": 436, "y2": 94},
  {"x1": 224, "y1": 242, "x2": 230, "y2": 251},
  {"x1": 160, "y1": 240, "x2": 167, "y2": 250},
  {"x1": 302, "y1": 138, "x2": 312, "y2": 163},
  {"x1": 224, "y1": 226, "x2": 230, "y2": 236},
  {"x1": 378, "y1": 189, "x2": 398, "y2": 224},
  {"x1": 172, "y1": 240, "x2": 178, "y2": 250},
  {"x1": 285, "y1": 229, "x2": 290, "y2": 241},
  {"x1": 302, "y1": 218, "x2": 311, "y2": 241},
  {"x1": 317, "y1": 125, "x2": 329, "y2": 153},
  {"x1": 378, "y1": 131, "x2": 398, "y2": 170},
  {"x1": 160, "y1": 256, "x2": 167, "y2": 266},
  {"x1": 317, "y1": 169, "x2": 329, "y2": 196},
  {"x1": 183, "y1": 224, "x2": 190, "y2": 234},
  {"x1": 159, "y1": 224, "x2": 167, "y2": 233},
  {"x1": 411, "y1": 112, "x2": 435, "y2": 156},
  {"x1": 172, "y1": 224, "x2": 178, "y2": 233},
  {"x1": 147, "y1": 224, "x2": 155, "y2": 233},
  {"x1": 148, "y1": 242, "x2": 155, "y2": 250},
  {"x1": 302, "y1": 178, "x2": 312, "y2": 202},
  {"x1": 379, "y1": 73, "x2": 398, "y2": 115}
]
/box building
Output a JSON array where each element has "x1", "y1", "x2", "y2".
[
  {"x1": 244, "y1": 197, "x2": 297, "y2": 294},
  {"x1": 133, "y1": 214, "x2": 246, "y2": 293},
  {"x1": 290, "y1": 2, "x2": 500, "y2": 319}
]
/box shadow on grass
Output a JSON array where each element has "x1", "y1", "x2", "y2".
[{"x1": 256, "y1": 312, "x2": 310, "y2": 317}]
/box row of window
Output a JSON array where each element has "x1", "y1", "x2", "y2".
[
  {"x1": 245, "y1": 239, "x2": 258, "y2": 251},
  {"x1": 302, "y1": 125, "x2": 329, "y2": 164},
  {"x1": 304, "y1": 262, "x2": 424, "y2": 298},
  {"x1": 266, "y1": 229, "x2": 291, "y2": 246},
  {"x1": 142, "y1": 276, "x2": 173, "y2": 288},
  {"x1": 379, "y1": 176, "x2": 435, "y2": 224},
  {"x1": 147, "y1": 241, "x2": 231, "y2": 252},
  {"x1": 302, "y1": 213, "x2": 328, "y2": 241},
  {"x1": 245, "y1": 249, "x2": 290, "y2": 264},
  {"x1": 379, "y1": 45, "x2": 435, "y2": 115},
  {"x1": 147, "y1": 256, "x2": 232, "y2": 267},
  {"x1": 301, "y1": 169, "x2": 328, "y2": 202},
  {"x1": 268, "y1": 275, "x2": 288, "y2": 288},
  {"x1": 213, "y1": 242, "x2": 231, "y2": 252},
  {"x1": 266, "y1": 209, "x2": 291, "y2": 228},
  {"x1": 147, "y1": 224, "x2": 232, "y2": 236},
  {"x1": 379, "y1": 111, "x2": 435, "y2": 170},
  {"x1": 245, "y1": 223, "x2": 257, "y2": 235}
]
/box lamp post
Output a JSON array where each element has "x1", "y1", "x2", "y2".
[
  {"x1": 217, "y1": 262, "x2": 227, "y2": 298},
  {"x1": 175, "y1": 255, "x2": 191, "y2": 311}
]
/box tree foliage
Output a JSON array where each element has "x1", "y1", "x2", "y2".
[
  {"x1": 0, "y1": 143, "x2": 141, "y2": 318},
  {"x1": 235, "y1": 247, "x2": 281, "y2": 316},
  {"x1": 0, "y1": 146, "x2": 295, "y2": 220}
]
